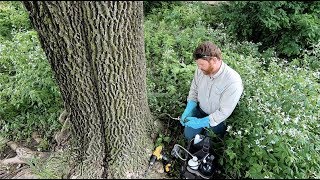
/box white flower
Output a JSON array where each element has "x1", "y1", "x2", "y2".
[
  {"x1": 226, "y1": 125, "x2": 232, "y2": 132},
  {"x1": 302, "y1": 124, "x2": 307, "y2": 129},
  {"x1": 283, "y1": 116, "x2": 290, "y2": 123},
  {"x1": 267, "y1": 130, "x2": 273, "y2": 134},
  {"x1": 293, "y1": 116, "x2": 300, "y2": 124},
  {"x1": 290, "y1": 147, "x2": 296, "y2": 154},
  {"x1": 307, "y1": 154, "x2": 311, "y2": 161},
  {"x1": 255, "y1": 139, "x2": 260, "y2": 145},
  {"x1": 288, "y1": 128, "x2": 296, "y2": 137}
]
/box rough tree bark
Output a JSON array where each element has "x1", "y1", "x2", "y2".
[{"x1": 23, "y1": 1, "x2": 155, "y2": 179}]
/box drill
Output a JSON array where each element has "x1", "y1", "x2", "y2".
[{"x1": 144, "y1": 145, "x2": 172, "y2": 176}]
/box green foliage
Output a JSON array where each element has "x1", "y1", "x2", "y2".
[
  {"x1": 215, "y1": 1, "x2": 320, "y2": 60},
  {"x1": 145, "y1": 2, "x2": 231, "y2": 118},
  {"x1": 36, "y1": 137, "x2": 50, "y2": 151},
  {"x1": 0, "y1": 136, "x2": 9, "y2": 153},
  {"x1": 222, "y1": 48, "x2": 320, "y2": 178},
  {"x1": 0, "y1": 1, "x2": 319, "y2": 178},
  {"x1": 0, "y1": 30, "x2": 63, "y2": 141},
  {"x1": 145, "y1": 2, "x2": 320, "y2": 178},
  {"x1": 300, "y1": 40, "x2": 320, "y2": 70},
  {"x1": 0, "y1": 1, "x2": 31, "y2": 40},
  {"x1": 143, "y1": 1, "x2": 183, "y2": 16},
  {"x1": 154, "y1": 133, "x2": 172, "y2": 147}
]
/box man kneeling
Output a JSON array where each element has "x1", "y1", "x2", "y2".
[{"x1": 180, "y1": 41, "x2": 243, "y2": 141}]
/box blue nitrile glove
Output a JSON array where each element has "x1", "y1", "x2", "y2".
[
  {"x1": 180, "y1": 100, "x2": 197, "y2": 126},
  {"x1": 185, "y1": 116, "x2": 210, "y2": 129}
]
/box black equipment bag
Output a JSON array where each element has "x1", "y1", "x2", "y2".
[{"x1": 180, "y1": 135, "x2": 216, "y2": 179}]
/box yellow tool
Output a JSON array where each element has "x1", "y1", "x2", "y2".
[
  {"x1": 150, "y1": 146, "x2": 163, "y2": 164},
  {"x1": 144, "y1": 145, "x2": 172, "y2": 177},
  {"x1": 164, "y1": 163, "x2": 172, "y2": 173}
]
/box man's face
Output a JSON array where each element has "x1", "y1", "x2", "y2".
[{"x1": 196, "y1": 58, "x2": 216, "y2": 75}]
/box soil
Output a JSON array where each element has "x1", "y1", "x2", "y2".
[{"x1": 0, "y1": 140, "x2": 40, "y2": 179}]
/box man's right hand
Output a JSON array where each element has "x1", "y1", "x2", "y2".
[{"x1": 180, "y1": 100, "x2": 197, "y2": 126}]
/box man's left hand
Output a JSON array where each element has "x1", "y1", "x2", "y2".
[{"x1": 185, "y1": 116, "x2": 210, "y2": 129}]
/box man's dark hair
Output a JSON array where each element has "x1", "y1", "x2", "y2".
[{"x1": 193, "y1": 41, "x2": 222, "y2": 60}]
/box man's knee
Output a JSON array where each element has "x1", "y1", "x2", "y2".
[
  {"x1": 184, "y1": 130, "x2": 194, "y2": 142},
  {"x1": 184, "y1": 127, "x2": 203, "y2": 141},
  {"x1": 206, "y1": 122, "x2": 227, "y2": 138}
]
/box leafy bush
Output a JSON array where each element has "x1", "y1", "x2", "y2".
[
  {"x1": 214, "y1": 1, "x2": 320, "y2": 60},
  {"x1": 145, "y1": 2, "x2": 320, "y2": 178},
  {"x1": 0, "y1": 30, "x2": 63, "y2": 141},
  {"x1": 143, "y1": 1, "x2": 183, "y2": 16},
  {"x1": 299, "y1": 40, "x2": 320, "y2": 70},
  {"x1": 145, "y1": 2, "x2": 231, "y2": 118},
  {"x1": 222, "y1": 47, "x2": 320, "y2": 178},
  {"x1": 0, "y1": 1, "x2": 31, "y2": 40}
]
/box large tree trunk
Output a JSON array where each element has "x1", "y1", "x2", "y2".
[{"x1": 23, "y1": 1, "x2": 155, "y2": 178}]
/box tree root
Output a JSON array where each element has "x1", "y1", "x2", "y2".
[
  {"x1": 0, "y1": 109, "x2": 72, "y2": 179},
  {"x1": 54, "y1": 109, "x2": 71, "y2": 150},
  {"x1": 0, "y1": 141, "x2": 50, "y2": 166},
  {"x1": 0, "y1": 164, "x2": 29, "y2": 179}
]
